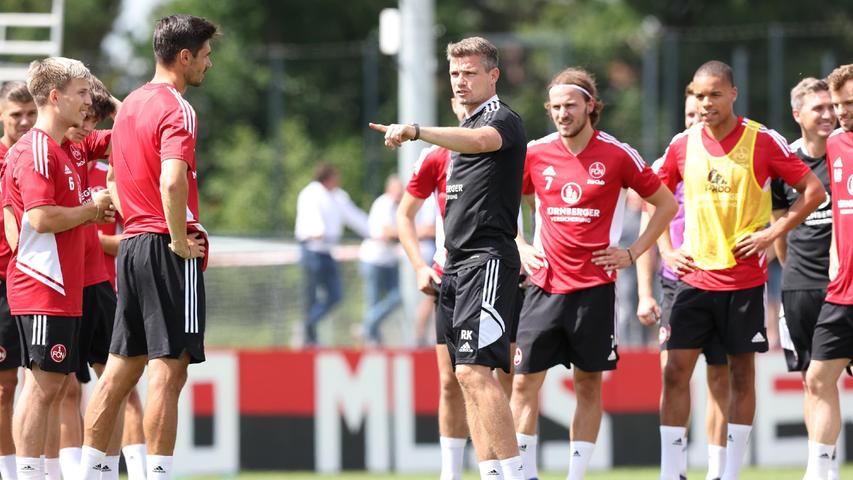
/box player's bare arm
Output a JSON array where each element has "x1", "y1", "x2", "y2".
[
  {"x1": 106, "y1": 164, "x2": 123, "y2": 218},
  {"x1": 592, "y1": 184, "x2": 677, "y2": 272},
  {"x1": 161, "y1": 158, "x2": 205, "y2": 259},
  {"x1": 97, "y1": 231, "x2": 122, "y2": 256},
  {"x1": 27, "y1": 189, "x2": 115, "y2": 234},
  {"x1": 734, "y1": 171, "x2": 825, "y2": 258},
  {"x1": 396, "y1": 192, "x2": 441, "y2": 294},
  {"x1": 635, "y1": 208, "x2": 661, "y2": 325},
  {"x1": 369, "y1": 122, "x2": 502, "y2": 153},
  {"x1": 515, "y1": 194, "x2": 545, "y2": 274},
  {"x1": 770, "y1": 208, "x2": 788, "y2": 265}
]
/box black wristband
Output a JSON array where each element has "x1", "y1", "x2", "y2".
[
  {"x1": 626, "y1": 248, "x2": 635, "y2": 265},
  {"x1": 411, "y1": 123, "x2": 420, "y2": 141}
]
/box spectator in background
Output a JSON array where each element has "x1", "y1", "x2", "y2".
[
  {"x1": 295, "y1": 163, "x2": 370, "y2": 346},
  {"x1": 359, "y1": 175, "x2": 404, "y2": 345}
]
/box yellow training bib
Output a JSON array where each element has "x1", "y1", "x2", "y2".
[{"x1": 681, "y1": 120, "x2": 771, "y2": 270}]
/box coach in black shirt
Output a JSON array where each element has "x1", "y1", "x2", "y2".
[{"x1": 371, "y1": 36, "x2": 526, "y2": 480}]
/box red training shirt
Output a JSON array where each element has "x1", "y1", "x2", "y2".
[
  {"x1": 3, "y1": 128, "x2": 87, "y2": 316},
  {"x1": 407, "y1": 145, "x2": 450, "y2": 274},
  {"x1": 657, "y1": 117, "x2": 810, "y2": 291},
  {"x1": 88, "y1": 161, "x2": 119, "y2": 288},
  {"x1": 523, "y1": 131, "x2": 661, "y2": 294},
  {"x1": 826, "y1": 128, "x2": 853, "y2": 304},
  {"x1": 0, "y1": 142, "x2": 11, "y2": 280}
]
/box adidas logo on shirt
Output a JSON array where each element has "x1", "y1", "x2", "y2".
[
  {"x1": 459, "y1": 342, "x2": 473, "y2": 353},
  {"x1": 64, "y1": 165, "x2": 72, "y2": 174},
  {"x1": 751, "y1": 332, "x2": 766, "y2": 343},
  {"x1": 543, "y1": 165, "x2": 556, "y2": 176}
]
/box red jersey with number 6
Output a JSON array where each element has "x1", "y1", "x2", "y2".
[
  {"x1": 3, "y1": 128, "x2": 86, "y2": 316},
  {"x1": 522, "y1": 131, "x2": 661, "y2": 294}
]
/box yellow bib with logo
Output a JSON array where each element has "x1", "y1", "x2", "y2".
[{"x1": 682, "y1": 120, "x2": 771, "y2": 270}]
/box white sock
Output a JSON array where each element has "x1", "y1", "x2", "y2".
[
  {"x1": 43, "y1": 457, "x2": 60, "y2": 480},
  {"x1": 15, "y1": 456, "x2": 42, "y2": 479},
  {"x1": 100, "y1": 455, "x2": 120, "y2": 480},
  {"x1": 660, "y1": 425, "x2": 687, "y2": 479},
  {"x1": 720, "y1": 423, "x2": 751, "y2": 480},
  {"x1": 148, "y1": 454, "x2": 173, "y2": 479},
  {"x1": 500, "y1": 456, "x2": 524, "y2": 480},
  {"x1": 122, "y1": 443, "x2": 147, "y2": 480},
  {"x1": 59, "y1": 447, "x2": 81, "y2": 479},
  {"x1": 706, "y1": 444, "x2": 726, "y2": 480},
  {"x1": 805, "y1": 441, "x2": 834, "y2": 479},
  {"x1": 0, "y1": 454, "x2": 17, "y2": 480},
  {"x1": 516, "y1": 433, "x2": 538, "y2": 480},
  {"x1": 828, "y1": 445, "x2": 840, "y2": 480},
  {"x1": 678, "y1": 435, "x2": 688, "y2": 477},
  {"x1": 567, "y1": 441, "x2": 595, "y2": 480},
  {"x1": 479, "y1": 459, "x2": 503, "y2": 479},
  {"x1": 78, "y1": 446, "x2": 107, "y2": 480}
]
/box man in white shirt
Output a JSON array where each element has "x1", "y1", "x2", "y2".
[
  {"x1": 359, "y1": 175, "x2": 404, "y2": 344},
  {"x1": 295, "y1": 163, "x2": 370, "y2": 345}
]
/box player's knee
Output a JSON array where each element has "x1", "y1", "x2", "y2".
[
  {"x1": 454, "y1": 365, "x2": 487, "y2": 390},
  {"x1": 805, "y1": 368, "x2": 834, "y2": 396},
  {"x1": 439, "y1": 371, "x2": 463, "y2": 399},
  {"x1": 573, "y1": 373, "x2": 602, "y2": 402},
  {"x1": 150, "y1": 366, "x2": 188, "y2": 395},
  {"x1": 63, "y1": 377, "x2": 81, "y2": 403},
  {"x1": 662, "y1": 360, "x2": 691, "y2": 388},
  {"x1": 511, "y1": 374, "x2": 540, "y2": 400}
]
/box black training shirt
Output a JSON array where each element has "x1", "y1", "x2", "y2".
[
  {"x1": 770, "y1": 141, "x2": 832, "y2": 291},
  {"x1": 443, "y1": 96, "x2": 526, "y2": 273}
]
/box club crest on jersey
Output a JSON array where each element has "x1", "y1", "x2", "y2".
[
  {"x1": 705, "y1": 168, "x2": 731, "y2": 193},
  {"x1": 0, "y1": 346, "x2": 6, "y2": 362},
  {"x1": 514, "y1": 347, "x2": 523, "y2": 366},
  {"x1": 560, "y1": 182, "x2": 582, "y2": 205},
  {"x1": 50, "y1": 344, "x2": 67, "y2": 363},
  {"x1": 587, "y1": 162, "x2": 605, "y2": 185},
  {"x1": 847, "y1": 174, "x2": 853, "y2": 196},
  {"x1": 70, "y1": 148, "x2": 82, "y2": 161}
]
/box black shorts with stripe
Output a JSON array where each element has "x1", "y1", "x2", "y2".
[
  {"x1": 811, "y1": 302, "x2": 853, "y2": 362},
  {"x1": 664, "y1": 283, "x2": 768, "y2": 354},
  {"x1": 111, "y1": 233, "x2": 205, "y2": 364},
  {"x1": 435, "y1": 275, "x2": 524, "y2": 345},
  {"x1": 514, "y1": 283, "x2": 617, "y2": 374},
  {"x1": 0, "y1": 281, "x2": 22, "y2": 370},
  {"x1": 16, "y1": 315, "x2": 80, "y2": 374},
  {"x1": 77, "y1": 281, "x2": 117, "y2": 382},
  {"x1": 780, "y1": 288, "x2": 826, "y2": 372},
  {"x1": 437, "y1": 257, "x2": 517, "y2": 372},
  {"x1": 659, "y1": 278, "x2": 727, "y2": 365}
]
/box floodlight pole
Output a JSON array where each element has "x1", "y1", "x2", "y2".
[{"x1": 397, "y1": 0, "x2": 435, "y2": 346}]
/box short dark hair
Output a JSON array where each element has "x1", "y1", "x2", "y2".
[
  {"x1": 88, "y1": 76, "x2": 115, "y2": 122},
  {"x1": 447, "y1": 37, "x2": 499, "y2": 71},
  {"x1": 314, "y1": 163, "x2": 339, "y2": 184},
  {"x1": 684, "y1": 82, "x2": 694, "y2": 98},
  {"x1": 153, "y1": 14, "x2": 219, "y2": 65},
  {"x1": 0, "y1": 81, "x2": 33, "y2": 106},
  {"x1": 694, "y1": 60, "x2": 734, "y2": 86}
]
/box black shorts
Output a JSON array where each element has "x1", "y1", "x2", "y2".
[
  {"x1": 437, "y1": 258, "x2": 517, "y2": 372},
  {"x1": 780, "y1": 289, "x2": 826, "y2": 372},
  {"x1": 0, "y1": 282, "x2": 22, "y2": 371},
  {"x1": 16, "y1": 315, "x2": 80, "y2": 374},
  {"x1": 111, "y1": 233, "x2": 205, "y2": 363},
  {"x1": 659, "y1": 278, "x2": 727, "y2": 365},
  {"x1": 664, "y1": 283, "x2": 768, "y2": 354},
  {"x1": 811, "y1": 302, "x2": 853, "y2": 362},
  {"x1": 514, "y1": 283, "x2": 617, "y2": 374},
  {"x1": 435, "y1": 275, "x2": 524, "y2": 346},
  {"x1": 77, "y1": 281, "x2": 117, "y2": 382}
]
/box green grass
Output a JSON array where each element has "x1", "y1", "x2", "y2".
[{"x1": 181, "y1": 465, "x2": 853, "y2": 479}]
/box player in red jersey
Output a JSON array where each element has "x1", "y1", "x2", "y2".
[
  {"x1": 656, "y1": 61, "x2": 825, "y2": 480},
  {"x1": 0, "y1": 80, "x2": 36, "y2": 479},
  {"x1": 3, "y1": 57, "x2": 114, "y2": 479},
  {"x1": 804, "y1": 63, "x2": 853, "y2": 479},
  {"x1": 511, "y1": 67, "x2": 677, "y2": 480},
  {"x1": 79, "y1": 15, "x2": 218, "y2": 480}
]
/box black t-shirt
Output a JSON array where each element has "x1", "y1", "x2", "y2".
[
  {"x1": 770, "y1": 143, "x2": 832, "y2": 291},
  {"x1": 443, "y1": 96, "x2": 526, "y2": 273}
]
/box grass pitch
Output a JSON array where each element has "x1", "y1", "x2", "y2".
[{"x1": 182, "y1": 465, "x2": 851, "y2": 479}]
